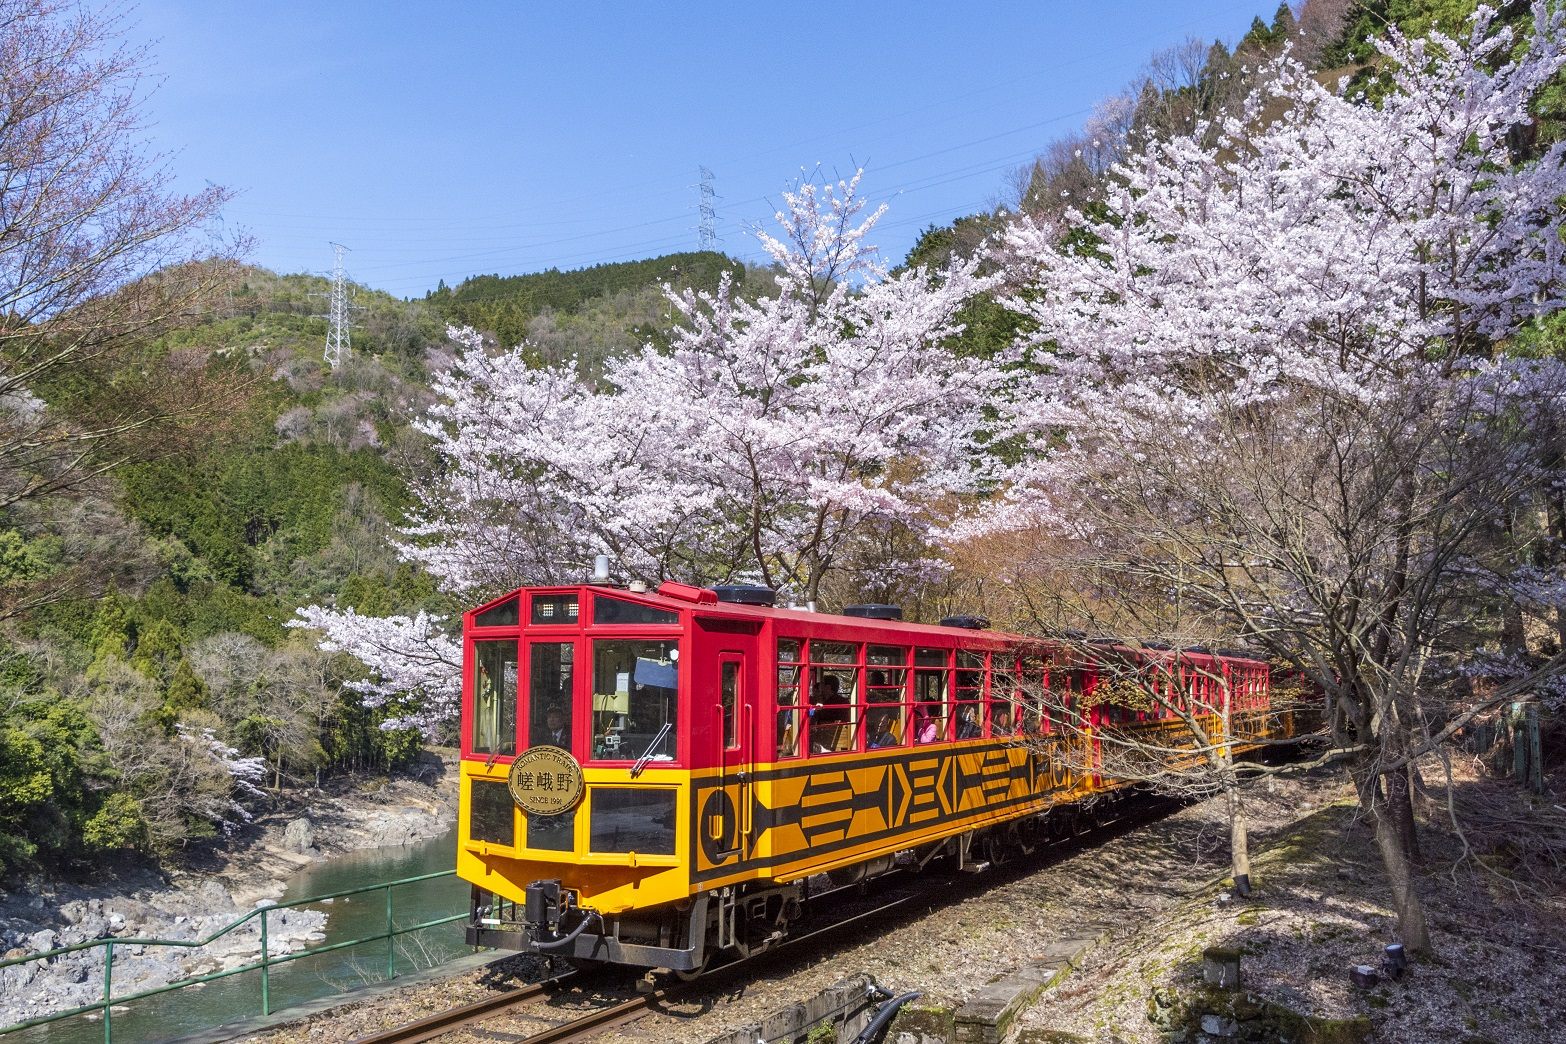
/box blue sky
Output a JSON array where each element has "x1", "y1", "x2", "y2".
[{"x1": 134, "y1": 1, "x2": 1271, "y2": 298}]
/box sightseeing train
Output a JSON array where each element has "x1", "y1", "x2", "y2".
[{"x1": 456, "y1": 581, "x2": 1287, "y2": 973}]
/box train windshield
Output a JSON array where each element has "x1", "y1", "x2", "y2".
[
  {"x1": 471, "y1": 639, "x2": 518, "y2": 756},
  {"x1": 590, "y1": 638, "x2": 680, "y2": 762},
  {"x1": 527, "y1": 642, "x2": 575, "y2": 748}
]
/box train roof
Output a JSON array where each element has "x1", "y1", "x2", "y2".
[
  {"x1": 468, "y1": 583, "x2": 1269, "y2": 666},
  {"x1": 470, "y1": 581, "x2": 1027, "y2": 644}
]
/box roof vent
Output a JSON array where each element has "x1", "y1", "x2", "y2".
[
  {"x1": 939, "y1": 614, "x2": 990, "y2": 630},
  {"x1": 713, "y1": 584, "x2": 777, "y2": 607},
  {"x1": 844, "y1": 604, "x2": 902, "y2": 620}
]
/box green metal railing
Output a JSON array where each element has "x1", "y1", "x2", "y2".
[{"x1": 0, "y1": 869, "x2": 464, "y2": 1043}]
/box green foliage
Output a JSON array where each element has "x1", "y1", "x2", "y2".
[
  {"x1": 165, "y1": 657, "x2": 210, "y2": 711},
  {"x1": 0, "y1": 725, "x2": 52, "y2": 825},
  {"x1": 427, "y1": 251, "x2": 740, "y2": 348},
  {"x1": 338, "y1": 564, "x2": 437, "y2": 615},
  {"x1": 0, "y1": 690, "x2": 114, "y2": 872},
  {"x1": 1242, "y1": 15, "x2": 1275, "y2": 51},
  {"x1": 87, "y1": 591, "x2": 134, "y2": 664},
  {"x1": 0, "y1": 529, "x2": 61, "y2": 588},
  {"x1": 82, "y1": 793, "x2": 147, "y2": 851},
  {"x1": 120, "y1": 443, "x2": 405, "y2": 591},
  {"x1": 902, "y1": 218, "x2": 1031, "y2": 364},
  {"x1": 131, "y1": 617, "x2": 182, "y2": 679}
]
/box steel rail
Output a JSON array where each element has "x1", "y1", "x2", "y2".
[
  {"x1": 351, "y1": 873, "x2": 963, "y2": 1044},
  {"x1": 348, "y1": 976, "x2": 564, "y2": 1044},
  {"x1": 510, "y1": 994, "x2": 659, "y2": 1044}
]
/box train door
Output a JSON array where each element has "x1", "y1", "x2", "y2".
[{"x1": 714, "y1": 651, "x2": 753, "y2": 858}]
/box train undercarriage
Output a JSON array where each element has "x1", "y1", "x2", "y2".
[{"x1": 464, "y1": 802, "x2": 1111, "y2": 974}]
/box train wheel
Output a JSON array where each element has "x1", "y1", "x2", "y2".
[
  {"x1": 674, "y1": 951, "x2": 711, "y2": 982},
  {"x1": 982, "y1": 829, "x2": 1012, "y2": 867}
]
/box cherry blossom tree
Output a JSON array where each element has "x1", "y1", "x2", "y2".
[
  {"x1": 297, "y1": 173, "x2": 1000, "y2": 734},
  {"x1": 979, "y1": 4, "x2": 1566, "y2": 953},
  {"x1": 399, "y1": 173, "x2": 998, "y2": 603},
  {"x1": 288, "y1": 608, "x2": 461, "y2": 737}
]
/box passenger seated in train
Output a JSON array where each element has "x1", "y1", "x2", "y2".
[
  {"x1": 868, "y1": 712, "x2": 899, "y2": 748},
  {"x1": 914, "y1": 708, "x2": 939, "y2": 744},
  {"x1": 992, "y1": 707, "x2": 1014, "y2": 735},
  {"x1": 956, "y1": 706, "x2": 981, "y2": 740},
  {"x1": 812, "y1": 675, "x2": 851, "y2": 725}
]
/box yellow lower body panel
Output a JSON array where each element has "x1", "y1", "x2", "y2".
[{"x1": 457, "y1": 762, "x2": 691, "y2": 915}]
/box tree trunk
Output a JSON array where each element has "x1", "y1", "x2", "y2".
[
  {"x1": 1384, "y1": 760, "x2": 1421, "y2": 864},
  {"x1": 1551, "y1": 492, "x2": 1566, "y2": 653},
  {"x1": 1227, "y1": 786, "x2": 1252, "y2": 897},
  {"x1": 1356, "y1": 770, "x2": 1432, "y2": 953},
  {"x1": 1382, "y1": 716, "x2": 1421, "y2": 863}
]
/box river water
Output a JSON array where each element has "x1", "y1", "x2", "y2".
[{"x1": 14, "y1": 825, "x2": 469, "y2": 1044}]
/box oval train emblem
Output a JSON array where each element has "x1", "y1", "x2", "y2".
[{"x1": 507, "y1": 745, "x2": 585, "y2": 816}]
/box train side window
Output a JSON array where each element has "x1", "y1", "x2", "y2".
[
  {"x1": 1015, "y1": 653, "x2": 1045, "y2": 735},
  {"x1": 474, "y1": 596, "x2": 519, "y2": 628},
  {"x1": 913, "y1": 647, "x2": 948, "y2": 743},
  {"x1": 955, "y1": 651, "x2": 985, "y2": 740},
  {"x1": 866, "y1": 645, "x2": 908, "y2": 748},
  {"x1": 472, "y1": 640, "x2": 518, "y2": 756},
  {"x1": 810, "y1": 668, "x2": 859, "y2": 752},
  {"x1": 807, "y1": 642, "x2": 859, "y2": 754},
  {"x1": 814, "y1": 642, "x2": 857, "y2": 664},
  {"x1": 1048, "y1": 663, "x2": 1084, "y2": 734},
  {"x1": 721, "y1": 661, "x2": 739, "y2": 750},
  {"x1": 989, "y1": 655, "x2": 1019, "y2": 737},
  {"x1": 776, "y1": 643, "x2": 803, "y2": 759}
]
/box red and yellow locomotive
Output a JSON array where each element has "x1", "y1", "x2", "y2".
[{"x1": 457, "y1": 581, "x2": 1281, "y2": 972}]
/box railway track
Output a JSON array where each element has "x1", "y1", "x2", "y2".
[
  {"x1": 345, "y1": 972, "x2": 635, "y2": 1044},
  {"x1": 347, "y1": 886, "x2": 934, "y2": 1044},
  {"x1": 352, "y1": 793, "x2": 1178, "y2": 1044}
]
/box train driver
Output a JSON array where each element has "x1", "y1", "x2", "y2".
[{"x1": 543, "y1": 706, "x2": 570, "y2": 746}]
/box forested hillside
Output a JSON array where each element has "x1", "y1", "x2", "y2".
[
  {"x1": 0, "y1": 255, "x2": 746, "y2": 872},
  {"x1": 425, "y1": 251, "x2": 741, "y2": 354}
]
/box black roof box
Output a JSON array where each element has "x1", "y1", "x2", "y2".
[
  {"x1": 939, "y1": 614, "x2": 990, "y2": 630},
  {"x1": 844, "y1": 604, "x2": 903, "y2": 620},
  {"x1": 713, "y1": 584, "x2": 777, "y2": 607}
]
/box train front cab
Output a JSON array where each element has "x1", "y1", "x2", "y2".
[{"x1": 458, "y1": 583, "x2": 723, "y2": 970}]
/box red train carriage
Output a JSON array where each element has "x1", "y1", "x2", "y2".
[{"x1": 457, "y1": 581, "x2": 1277, "y2": 973}]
